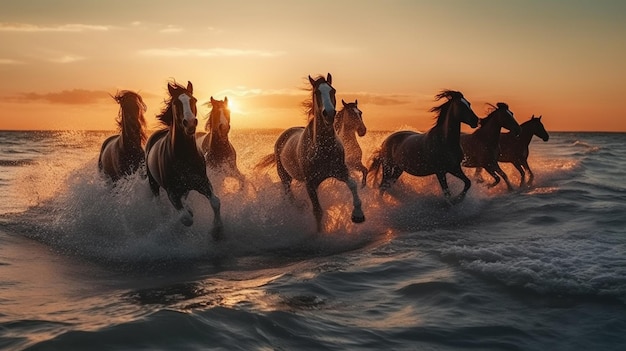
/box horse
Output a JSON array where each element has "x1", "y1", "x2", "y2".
[
  {"x1": 145, "y1": 81, "x2": 223, "y2": 240},
  {"x1": 368, "y1": 90, "x2": 479, "y2": 204},
  {"x1": 334, "y1": 99, "x2": 368, "y2": 187},
  {"x1": 195, "y1": 96, "x2": 245, "y2": 187},
  {"x1": 255, "y1": 73, "x2": 365, "y2": 232},
  {"x1": 496, "y1": 114, "x2": 549, "y2": 187},
  {"x1": 459, "y1": 102, "x2": 521, "y2": 191},
  {"x1": 98, "y1": 90, "x2": 147, "y2": 182}
]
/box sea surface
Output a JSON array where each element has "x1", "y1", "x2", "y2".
[{"x1": 0, "y1": 129, "x2": 625, "y2": 350}]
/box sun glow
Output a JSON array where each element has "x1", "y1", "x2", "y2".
[{"x1": 226, "y1": 97, "x2": 243, "y2": 115}]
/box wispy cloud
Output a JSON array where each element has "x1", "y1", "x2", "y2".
[
  {"x1": 48, "y1": 55, "x2": 86, "y2": 64},
  {"x1": 0, "y1": 22, "x2": 110, "y2": 32},
  {"x1": 159, "y1": 25, "x2": 183, "y2": 33},
  {"x1": 138, "y1": 47, "x2": 285, "y2": 58},
  {"x1": 1, "y1": 89, "x2": 110, "y2": 105},
  {"x1": 0, "y1": 58, "x2": 23, "y2": 65}
]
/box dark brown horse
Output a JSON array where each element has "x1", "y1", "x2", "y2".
[
  {"x1": 460, "y1": 103, "x2": 521, "y2": 191},
  {"x1": 255, "y1": 73, "x2": 365, "y2": 232},
  {"x1": 334, "y1": 99, "x2": 368, "y2": 187},
  {"x1": 145, "y1": 81, "x2": 223, "y2": 240},
  {"x1": 195, "y1": 96, "x2": 245, "y2": 187},
  {"x1": 368, "y1": 90, "x2": 479, "y2": 203},
  {"x1": 497, "y1": 114, "x2": 549, "y2": 186},
  {"x1": 98, "y1": 90, "x2": 147, "y2": 182}
]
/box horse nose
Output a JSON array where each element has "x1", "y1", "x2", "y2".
[{"x1": 322, "y1": 109, "x2": 336, "y2": 119}]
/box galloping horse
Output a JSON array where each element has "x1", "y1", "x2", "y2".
[
  {"x1": 145, "y1": 81, "x2": 223, "y2": 240},
  {"x1": 497, "y1": 114, "x2": 549, "y2": 187},
  {"x1": 334, "y1": 99, "x2": 367, "y2": 187},
  {"x1": 98, "y1": 90, "x2": 147, "y2": 182},
  {"x1": 255, "y1": 73, "x2": 365, "y2": 232},
  {"x1": 195, "y1": 96, "x2": 245, "y2": 186},
  {"x1": 368, "y1": 90, "x2": 479, "y2": 203},
  {"x1": 460, "y1": 103, "x2": 521, "y2": 191}
]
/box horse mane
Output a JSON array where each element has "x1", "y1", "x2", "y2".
[
  {"x1": 113, "y1": 90, "x2": 147, "y2": 143},
  {"x1": 301, "y1": 75, "x2": 327, "y2": 121},
  {"x1": 478, "y1": 102, "x2": 509, "y2": 127},
  {"x1": 429, "y1": 90, "x2": 463, "y2": 123},
  {"x1": 156, "y1": 80, "x2": 187, "y2": 126}
]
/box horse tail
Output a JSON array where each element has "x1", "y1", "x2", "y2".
[
  {"x1": 367, "y1": 148, "x2": 383, "y2": 186},
  {"x1": 254, "y1": 153, "x2": 277, "y2": 172}
]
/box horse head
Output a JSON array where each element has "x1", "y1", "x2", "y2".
[
  {"x1": 338, "y1": 99, "x2": 366, "y2": 137},
  {"x1": 530, "y1": 114, "x2": 549, "y2": 141},
  {"x1": 308, "y1": 73, "x2": 336, "y2": 127},
  {"x1": 208, "y1": 96, "x2": 231, "y2": 139},
  {"x1": 487, "y1": 103, "x2": 521, "y2": 137},
  {"x1": 168, "y1": 81, "x2": 198, "y2": 136},
  {"x1": 433, "y1": 90, "x2": 479, "y2": 128}
]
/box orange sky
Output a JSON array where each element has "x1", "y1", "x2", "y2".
[{"x1": 1, "y1": 0, "x2": 625, "y2": 132}]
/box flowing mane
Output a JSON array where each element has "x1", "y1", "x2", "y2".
[
  {"x1": 301, "y1": 75, "x2": 327, "y2": 121},
  {"x1": 155, "y1": 80, "x2": 188, "y2": 126},
  {"x1": 429, "y1": 90, "x2": 463, "y2": 125},
  {"x1": 479, "y1": 102, "x2": 509, "y2": 127},
  {"x1": 112, "y1": 90, "x2": 147, "y2": 143}
]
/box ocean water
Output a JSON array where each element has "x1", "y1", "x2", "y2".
[{"x1": 0, "y1": 129, "x2": 625, "y2": 351}]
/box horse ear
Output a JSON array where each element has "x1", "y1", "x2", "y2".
[
  {"x1": 342, "y1": 99, "x2": 347, "y2": 107},
  {"x1": 168, "y1": 83, "x2": 176, "y2": 96},
  {"x1": 538, "y1": 115, "x2": 542, "y2": 120},
  {"x1": 211, "y1": 96, "x2": 215, "y2": 104},
  {"x1": 187, "y1": 81, "x2": 193, "y2": 94},
  {"x1": 326, "y1": 73, "x2": 332, "y2": 85},
  {"x1": 308, "y1": 75, "x2": 315, "y2": 86},
  {"x1": 355, "y1": 99, "x2": 358, "y2": 105},
  {"x1": 531, "y1": 114, "x2": 535, "y2": 118},
  {"x1": 224, "y1": 96, "x2": 229, "y2": 105}
]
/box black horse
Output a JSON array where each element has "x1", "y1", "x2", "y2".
[
  {"x1": 145, "y1": 81, "x2": 223, "y2": 240},
  {"x1": 369, "y1": 90, "x2": 479, "y2": 203}
]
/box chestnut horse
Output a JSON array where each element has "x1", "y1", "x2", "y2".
[
  {"x1": 98, "y1": 90, "x2": 147, "y2": 182},
  {"x1": 145, "y1": 81, "x2": 223, "y2": 240},
  {"x1": 196, "y1": 96, "x2": 245, "y2": 187},
  {"x1": 368, "y1": 90, "x2": 479, "y2": 203},
  {"x1": 460, "y1": 103, "x2": 521, "y2": 191},
  {"x1": 255, "y1": 74, "x2": 365, "y2": 232},
  {"x1": 334, "y1": 99, "x2": 368, "y2": 187}
]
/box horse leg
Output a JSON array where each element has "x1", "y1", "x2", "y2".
[
  {"x1": 522, "y1": 160, "x2": 534, "y2": 186},
  {"x1": 513, "y1": 161, "x2": 526, "y2": 187},
  {"x1": 305, "y1": 182, "x2": 324, "y2": 232},
  {"x1": 357, "y1": 163, "x2": 368, "y2": 188},
  {"x1": 167, "y1": 190, "x2": 194, "y2": 227},
  {"x1": 196, "y1": 178, "x2": 223, "y2": 241},
  {"x1": 276, "y1": 158, "x2": 295, "y2": 202},
  {"x1": 485, "y1": 166, "x2": 501, "y2": 188},
  {"x1": 495, "y1": 166, "x2": 514, "y2": 191},
  {"x1": 379, "y1": 160, "x2": 402, "y2": 195},
  {"x1": 147, "y1": 168, "x2": 160, "y2": 196},
  {"x1": 336, "y1": 173, "x2": 365, "y2": 225},
  {"x1": 435, "y1": 172, "x2": 452, "y2": 202},
  {"x1": 447, "y1": 167, "x2": 472, "y2": 203}
]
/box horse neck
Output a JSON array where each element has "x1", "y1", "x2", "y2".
[
  {"x1": 170, "y1": 120, "x2": 197, "y2": 154},
  {"x1": 120, "y1": 109, "x2": 143, "y2": 151},
  {"x1": 516, "y1": 122, "x2": 535, "y2": 145},
  {"x1": 432, "y1": 108, "x2": 461, "y2": 145},
  {"x1": 477, "y1": 116, "x2": 504, "y2": 146},
  {"x1": 310, "y1": 113, "x2": 336, "y2": 146},
  {"x1": 335, "y1": 113, "x2": 357, "y2": 142}
]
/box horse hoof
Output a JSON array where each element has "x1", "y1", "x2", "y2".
[
  {"x1": 351, "y1": 214, "x2": 365, "y2": 224},
  {"x1": 211, "y1": 225, "x2": 224, "y2": 241}
]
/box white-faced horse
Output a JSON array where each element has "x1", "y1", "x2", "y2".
[
  {"x1": 256, "y1": 73, "x2": 365, "y2": 232},
  {"x1": 145, "y1": 81, "x2": 223, "y2": 240}
]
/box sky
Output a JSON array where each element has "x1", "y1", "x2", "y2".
[{"x1": 0, "y1": 0, "x2": 625, "y2": 132}]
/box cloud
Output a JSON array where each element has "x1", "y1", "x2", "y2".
[
  {"x1": 159, "y1": 25, "x2": 183, "y2": 33},
  {"x1": 0, "y1": 22, "x2": 110, "y2": 32},
  {"x1": 138, "y1": 47, "x2": 285, "y2": 58},
  {"x1": 2, "y1": 89, "x2": 111, "y2": 105},
  {"x1": 48, "y1": 55, "x2": 86, "y2": 64},
  {"x1": 0, "y1": 58, "x2": 23, "y2": 65}
]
